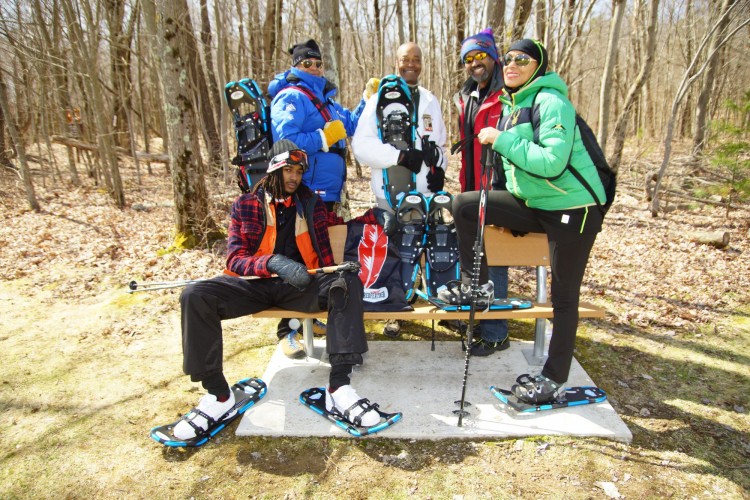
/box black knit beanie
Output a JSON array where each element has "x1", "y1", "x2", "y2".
[
  {"x1": 289, "y1": 39, "x2": 322, "y2": 67},
  {"x1": 506, "y1": 38, "x2": 548, "y2": 84}
]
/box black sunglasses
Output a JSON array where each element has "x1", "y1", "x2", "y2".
[{"x1": 300, "y1": 59, "x2": 323, "y2": 69}]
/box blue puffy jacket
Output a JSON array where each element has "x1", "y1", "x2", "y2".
[{"x1": 268, "y1": 68, "x2": 365, "y2": 203}]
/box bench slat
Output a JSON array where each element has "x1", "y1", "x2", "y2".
[{"x1": 250, "y1": 302, "x2": 604, "y2": 321}]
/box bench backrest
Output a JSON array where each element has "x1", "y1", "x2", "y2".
[{"x1": 327, "y1": 224, "x2": 549, "y2": 268}]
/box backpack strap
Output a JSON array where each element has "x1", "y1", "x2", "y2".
[
  {"x1": 282, "y1": 85, "x2": 333, "y2": 122},
  {"x1": 528, "y1": 90, "x2": 605, "y2": 213}
]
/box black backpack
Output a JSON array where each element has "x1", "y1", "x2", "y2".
[{"x1": 530, "y1": 91, "x2": 616, "y2": 215}]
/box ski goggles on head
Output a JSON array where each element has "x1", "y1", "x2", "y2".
[
  {"x1": 300, "y1": 59, "x2": 323, "y2": 69},
  {"x1": 463, "y1": 52, "x2": 489, "y2": 64},
  {"x1": 503, "y1": 53, "x2": 535, "y2": 67},
  {"x1": 268, "y1": 149, "x2": 308, "y2": 173}
]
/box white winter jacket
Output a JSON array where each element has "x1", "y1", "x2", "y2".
[{"x1": 352, "y1": 85, "x2": 447, "y2": 200}]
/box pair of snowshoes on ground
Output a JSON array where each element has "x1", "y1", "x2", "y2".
[{"x1": 150, "y1": 378, "x2": 402, "y2": 448}]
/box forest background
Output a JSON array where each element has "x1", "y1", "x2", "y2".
[{"x1": 1, "y1": 0, "x2": 749, "y2": 498}]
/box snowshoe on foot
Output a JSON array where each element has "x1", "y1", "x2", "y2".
[
  {"x1": 490, "y1": 383, "x2": 607, "y2": 413},
  {"x1": 149, "y1": 378, "x2": 267, "y2": 448},
  {"x1": 299, "y1": 387, "x2": 401, "y2": 437}
]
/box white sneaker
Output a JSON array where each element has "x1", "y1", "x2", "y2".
[
  {"x1": 173, "y1": 391, "x2": 236, "y2": 440},
  {"x1": 325, "y1": 385, "x2": 380, "y2": 427}
]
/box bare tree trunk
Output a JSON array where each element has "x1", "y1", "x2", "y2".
[
  {"x1": 0, "y1": 78, "x2": 40, "y2": 211},
  {"x1": 597, "y1": 0, "x2": 626, "y2": 152},
  {"x1": 407, "y1": 0, "x2": 417, "y2": 42},
  {"x1": 608, "y1": 0, "x2": 659, "y2": 174},
  {"x1": 454, "y1": 0, "x2": 466, "y2": 69},
  {"x1": 318, "y1": 0, "x2": 342, "y2": 88},
  {"x1": 395, "y1": 0, "x2": 405, "y2": 45},
  {"x1": 374, "y1": 0, "x2": 383, "y2": 76},
  {"x1": 149, "y1": 0, "x2": 217, "y2": 244},
  {"x1": 62, "y1": 0, "x2": 125, "y2": 207},
  {"x1": 214, "y1": 0, "x2": 230, "y2": 185},
  {"x1": 487, "y1": 0, "x2": 505, "y2": 38},
  {"x1": 510, "y1": 0, "x2": 533, "y2": 41},
  {"x1": 104, "y1": 0, "x2": 136, "y2": 149},
  {"x1": 192, "y1": 1, "x2": 223, "y2": 171},
  {"x1": 691, "y1": 0, "x2": 736, "y2": 162},
  {"x1": 262, "y1": 0, "x2": 283, "y2": 83},
  {"x1": 650, "y1": 2, "x2": 749, "y2": 216}
]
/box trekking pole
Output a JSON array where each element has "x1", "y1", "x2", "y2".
[
  {"x1": 127, "y1": 261, "x2": 361, "y2": 293},
  {"x1": 454, "y1": 156, "x2": 493, "y2": 427}
]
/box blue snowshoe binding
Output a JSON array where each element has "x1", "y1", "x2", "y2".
[
  {"x1": 224, "y1": 78, "x2": 272, "y2": 192},
  {"x1": 490, "y1": 375, "x2": 607, "y2": 413},
  {"x1": 376, "y1": 75, "x2": 419, "y2": 209},
  {"x1": 299, "y1": 387, "x2": 402, "y2": 437},
  {"x1": 395, "y1": 192, "x2": 428, "y2": 301},
  {"x1": 423, "y1": 192, "x2": 460, "y2": 297},
  {"x1": 149, "y1": 377, "x2": 267, "y2": 448}
]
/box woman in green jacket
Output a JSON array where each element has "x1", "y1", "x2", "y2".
[{"x1": 451, "y1": 39, "x2": 606, "y2": 404}]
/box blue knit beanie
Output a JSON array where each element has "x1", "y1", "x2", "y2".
[{"x1": 460, "y1": 28, "x2": 499, "y2": 62}]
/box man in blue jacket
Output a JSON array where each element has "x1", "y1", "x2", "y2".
[{"x1": 269, "y1": 39, "x2": 365, "y2": 212}]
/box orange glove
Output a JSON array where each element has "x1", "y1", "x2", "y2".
[
  {"x1": 323, "y1": 120, "x2": 347, "y2": 147},
  {"x1": 363, "y1": 78, "x2": 380, "y2": 100}
]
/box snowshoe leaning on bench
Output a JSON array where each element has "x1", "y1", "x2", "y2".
[
  {"x1": 395, "y1": 192, "x2": 428, "y2": 301},
  {"x1": 150, "y1": 377, "x2": 267, "y2": 448},
  {"x1": 300, "y1": 386, "x2": 402, "y2": 437},
  {"x1": 423, "y1": 192, "x2": 460, "y2": 298}
]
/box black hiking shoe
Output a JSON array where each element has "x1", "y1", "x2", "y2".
[
  {"x1": 511, "y1": 374, "x2": 566, "y2": 404},
  {"x1": 438, "y1": 319, "x2": 467, "y2": 333},
  {"x1": 469, "y1": 337, "x2": 510, "y2": 356}
]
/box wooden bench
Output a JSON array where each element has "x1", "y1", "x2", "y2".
[{"x1": 250, "y1": 225, "x2": 605, "y2": 364}]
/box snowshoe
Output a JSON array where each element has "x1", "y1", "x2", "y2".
[
  {"x1": 490, "y1": 385, "x2": 607, "y2": 413},
  {"x1": 424, "y1": 192, "x2": 460, "y2": 297},
  {"x1": 224, "y1": 79, "x2": 272, "y2": 192},
  {"x1": 149, "y1": 377, "x2": 267, "y2": 448},
  {"x1": 395, "y1": 193, "x2": 428, "y2": 301},
  {"x1": 376, "y1": 75, "x2": 419, "y2": 208},
  {"x1": 299, "y1": 387, "x2": 401, "y2": 437}
]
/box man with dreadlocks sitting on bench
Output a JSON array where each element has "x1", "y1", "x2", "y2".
[{"x1": 158, "y1": 139, "x2": 398, "y2": 445}]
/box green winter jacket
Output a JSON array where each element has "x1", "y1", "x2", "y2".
[{"x1": 492, "y1": 72, "x2": 606, "y2": 211}]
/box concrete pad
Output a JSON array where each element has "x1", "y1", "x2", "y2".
[{"x1": 236, "y1": 340, "x2": 632, "y2": 442}]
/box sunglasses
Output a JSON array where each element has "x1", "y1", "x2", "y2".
[
  {"x1": 270, "y1": 149, "x2": 308, "y2": 171},
  {"x1": 300, "y1": 59, "x2": 323, "y2": 69},
  {"x1": 503, "y1": 53, "x2": 535, "y2": 67},
  {"x1": 463, "y1": 52, "x2": 489, "y2": 64}
]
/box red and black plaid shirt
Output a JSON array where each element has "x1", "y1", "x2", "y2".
[{"x1": 226, "y1": 189, "x2": 377, "y2": 277}]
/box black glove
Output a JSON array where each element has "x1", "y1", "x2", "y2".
[
  {"x1": 373, "y1": 207, "x2": 396, "y2": 236},
  {"x1": 426, "y1": 167, "x2": 445, "y2": 193},
  {"x1": 421, "y1": 136, "x2": 442, "y2": 170},
  {"x1": 397, "y1": 148, "x2": 424, "y2": 173},
  {"x1": 267, "y1": 255, "x2": 312, "y2": 291},
  {"x1": 510, "y1": 229, "x2": 528, "y2": 237}
]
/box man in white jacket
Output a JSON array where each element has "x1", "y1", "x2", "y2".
[
  {"x1": 352, "y1": 42, "x2": 447, "y2": 336},
  {"x1": 352, "y1": 42, "x2": 447, "y2": 210}
]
